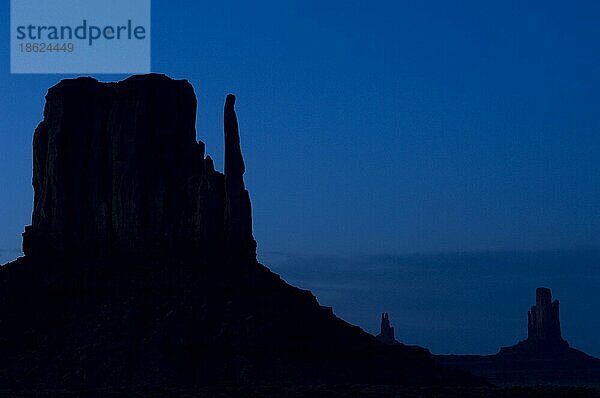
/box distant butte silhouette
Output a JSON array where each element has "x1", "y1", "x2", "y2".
[
  {"x1": 0, "y1": 74, "x2": 481, "y2": 390},
  {"x1": 376, "y1": 312, "x2": 399, "y2": 345},
  {"x1": 438, "y1": 288, "x2": 600, "y2": 385},
  {"x1": 500, "y1": 287, "x2": 569, "y2": 354}
]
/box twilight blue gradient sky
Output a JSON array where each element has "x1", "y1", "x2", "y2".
[{"x1": 1, "y1": 1, "x2": 599, "y2": 354}]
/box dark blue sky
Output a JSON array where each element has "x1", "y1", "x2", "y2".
[{"x1": 1, "y1": 1, "x2": 599, "y2": 353}]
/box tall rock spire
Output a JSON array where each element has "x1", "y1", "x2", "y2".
[
  {"x1": 376, "y1": 312, "x2": 398, "y2": 345},
  {"x1": 527, "y1": 287, "x2": 564, "y2": 344},
  {"x1": 498, "y1": 287, "x2": 570, "y2": 355},
  {"x1": 224, "y1": 94, "x2": 256, "y2": 258}
]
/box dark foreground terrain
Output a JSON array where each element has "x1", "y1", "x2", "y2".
[{"x1": 0, "y1": 385, "x2": 599, "y2": 398}]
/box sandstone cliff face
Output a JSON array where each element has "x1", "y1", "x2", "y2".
[{"x1": 23, "y1": 74, "x2": 256, "y2": 259}]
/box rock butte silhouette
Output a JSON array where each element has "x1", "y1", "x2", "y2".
[
  {"x1": 0, "y1": 74, "x2": 482, "y2": 389},
  {"x1": 438, "y1": 288, "x2": 600, "y2": 385},
  {"x1": 23, "y1": 75, "x2": 255, "y2": 260},
  {"x1": 376, "y1": 312, "x2": 399, "y2": 346}
]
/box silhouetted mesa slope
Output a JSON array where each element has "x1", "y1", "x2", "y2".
[
  {"x1": 0, "y1": 74, "x2": 480, "y2": 389},
  {"x1": 438, "y1": 288, "x2": 600, "y2": 386}
]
